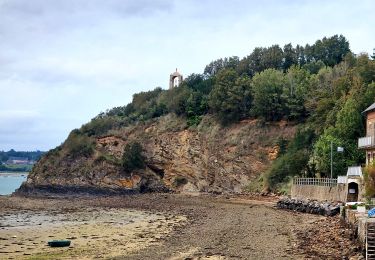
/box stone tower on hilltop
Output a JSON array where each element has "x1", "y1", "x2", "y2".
[{"x1": 169, "y1": 68, "x2": 183, "y2": 89}]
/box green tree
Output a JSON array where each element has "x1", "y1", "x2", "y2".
[
  {"x1": 308, "y1": 35, "x2": 351, "y2": 66},
  {"x1": 261, "y1": 45, "x2": 284, "y2": 71},
  {"x1": 311, "y1": 127, "x2": 344, "y2": 177},
  {"x1": 282, "y1": 43, "x2": 298, "y2": 72},
  {"x1": 248, "y1": 47, "x2": 265, "y2": 76},
  {"x1": 295, "y1": 44, "x2": 306, "y2": 66},
  {"x1": 311, "y1": 96, "x2": 365, "y2": 178},
  {"x1": 335, "y1": 98, "x2": 364, "y2": 140},
  {"x1": 161, "y1": 85, "x2": 192, "y2": 116},
  {"x1": 208, "y1": 69, "x2": 251, "y2": 124},
  {"x1": 355, "y1": 54, "x2": 375, "y2": 84},
  {"x1": 184, "y1": 73, "x2": 213, "y2": 94},
  {"x1": 264, "y1": 128, "x2": 315, "y2": 189},
  {"x1": 186, "y1": 91, "x2": 209, "y2": 126},
  {"x1": 204, "y1": 56, "x2": 240, "y2": 76},
  {"x1": 251, "y1": 69, "x2": 286, "y2": 121},
  {"x1": 122, "y1": 141, "x2": 146, "y2": 173},
  {"x1": 283, "y1": 66, "x2": 310, "y2": 120},
  {"x1": 302, "y1": 60, "x2": 325, "y2": 74}
]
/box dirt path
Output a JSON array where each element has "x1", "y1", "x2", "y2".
[{"x1": 0, "y1": 194, "x2": 341, "y2": 259}]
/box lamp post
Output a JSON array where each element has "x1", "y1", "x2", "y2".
[
  {"x1": 330, "y1": 140, "x2": 344, "y2": 179},
  {"x1": 330, "y1": 141, "x2": 333, "y2": 179}
]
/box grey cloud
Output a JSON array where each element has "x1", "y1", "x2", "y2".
[{"x1": 0, "y1": 0, "x2": 173, "y2": 18}]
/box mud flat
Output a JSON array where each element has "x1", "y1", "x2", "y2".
[
  {"x1": 0, "y1": 194, "x2": 362, "y2": 259},
  {"x1": 0, "y1": 196, "x2": 186, "y2": 259}
]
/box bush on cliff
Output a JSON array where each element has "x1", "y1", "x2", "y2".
[
  {"x1": 264, "y1": 128, "x2": 315, "y2": 190},
  {"x1": 64, "y1": 130, "x2": 95, "y2": 158},
  {"x1": 122, "y1": 141, "x2": 146, "y2": 173}
]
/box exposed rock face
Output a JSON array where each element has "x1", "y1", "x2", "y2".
[{"x1": 17, "y1": 115, "x2": 296, "y2": 195}]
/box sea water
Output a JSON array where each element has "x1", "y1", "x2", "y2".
[{"x1": 0, "y1": 172, "x2": 27, "y2": 195}]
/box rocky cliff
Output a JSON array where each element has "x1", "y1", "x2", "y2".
[{"x1": 17, "y1": 115, "x2": 296, "y2": 195}]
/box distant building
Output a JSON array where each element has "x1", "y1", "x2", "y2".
[
  {"x1": 169, "y1": 69, "x2": 183, "y2": 89},
  {"x1": 6, "y1": 157, "x2": 30, "y2": 165}
]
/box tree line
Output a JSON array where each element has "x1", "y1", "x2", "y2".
[{"x1": 0, "y1": 149, "x2": 45, "y2": 163}]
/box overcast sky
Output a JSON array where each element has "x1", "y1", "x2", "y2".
[{"x1": 0, "y1": 0, "x2": 374, "y2": 151}]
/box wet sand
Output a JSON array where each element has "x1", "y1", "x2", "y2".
[
  {"x1": 0, "y1": 194, "x2": 361, "y2": 259},
  {"x1": 0, "y1": 196, "x2": 186, "y2": 259}
]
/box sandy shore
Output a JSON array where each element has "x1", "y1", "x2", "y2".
[{"x1": 0, "y1": 194, "x2": 362, "y2": 259}]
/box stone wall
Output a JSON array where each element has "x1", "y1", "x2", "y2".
[
  {"x1": 291, "y1": 184, "x2": 347, "y2": 202},
  {"x1": 277, "y1": 197, "x2": 341, "y2": 216}
]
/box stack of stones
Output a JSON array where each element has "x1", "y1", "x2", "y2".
[{"x1": 277, "y1": 197, "x2": 342, "y2": 216}]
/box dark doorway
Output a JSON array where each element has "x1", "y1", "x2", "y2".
[{"x1": 347, "y1": 182, "x2": 359, "y2": 202}]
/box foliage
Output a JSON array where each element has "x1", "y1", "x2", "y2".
[
  {"x1": 173, "y1": 176, "x2": 188, "y2": 187},
  {"x1": 81, "y1": 117, "x2": 120, "y2": 137},
  {"x1": 208, "y1": 69, "x2": 252, "y2": 124},
  {"x1": 161, "y1": 85, "x2": 191, "y2": 116},
  {"x1": 264, "y1": 128, "x2": 315, "y2": 189},
  {"x1": 283, "y1": 66, "x2": 310, "y2": 120},
  {"x1": 95, "y1": 153, "x2": 121, "y2": 166},
  {"x1": 364, "y1": 163, "x2": 375, "y2": 199},
  {"x1": 64, "y1": 131, "x2": 95, "y2": 158},
  {"x1": 186, "y1": 91, "x2": 209, "y2": 126},
  {"x1": 204, "y1": 56, "x2": 240, "y2": 76},
  {"x1": 251, "y1": 69, "x2": 286, "y2": 121},
  {"x1": 265, "y1": 149, "x2": 310, "y2": 190},
  {"x1": 122, "y1": 141, "x2": 146, "y2": 173},
  {"x1": 0, "y1": 149, "x2": 45, "y2": 162}
]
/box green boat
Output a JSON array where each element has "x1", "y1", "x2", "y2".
[{"x1": 47, "y1": 240, "x2": 71, "y2": 247}]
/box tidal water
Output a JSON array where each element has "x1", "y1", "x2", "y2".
[{"x1": 0, "y1": 172, "x2": 27, "y2": 195}]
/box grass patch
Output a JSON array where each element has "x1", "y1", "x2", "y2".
[{"x1": 244, "y1": 177, "x2": 264, "y2": 193}]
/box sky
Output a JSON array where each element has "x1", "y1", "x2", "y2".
[{"x1": 0, "y1": 0, "x2": 374, "y2": 151}]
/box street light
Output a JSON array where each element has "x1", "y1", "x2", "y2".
[{"x1": 330, "y1": 140, "x2": 344, "y2": 179}]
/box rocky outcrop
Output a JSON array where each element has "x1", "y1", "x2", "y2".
[
  {"x1": 17, "y1": 115, "x2": 296, "y2": 196},
  {"x1": 277, "y1": 197, "x2": 342, "y2": 216}
]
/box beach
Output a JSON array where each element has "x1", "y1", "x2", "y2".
[{"x1": 0, "y1": 194, "x2": 362, "y2": 259}]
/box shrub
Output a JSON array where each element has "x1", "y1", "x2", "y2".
[
  {"x1": 95, "y1": 153, "x2": 121, "y2": 166},
  {"x1": 364, "y1": 163, "x2": 375, "y2": 199},
  {"x1": 122, "y1": 141, "x2": 146, "y2": 173},
  {"x1": 64, "y1": 131, "x2": 95, "y2": 158},
  {"x1": 264, "y1": 150, "x2": 309, "y2": 190},
  {"x1": 173, "y1": 176, "x2": 188, "y2": 187},
  {"x1": 81, "y1": 117, "x2": 119, "y2": 137}
]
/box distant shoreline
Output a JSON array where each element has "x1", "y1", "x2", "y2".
[{"x1": 0, "y1": 172, "x2": 28, "y2": 176}]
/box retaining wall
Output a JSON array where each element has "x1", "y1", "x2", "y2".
[{"x1": 291, "y1": 184, "x2": 347, "y2": 202}]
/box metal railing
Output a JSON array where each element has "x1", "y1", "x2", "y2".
[
  {"x1": 358, "y1": 136, "x2": 375, "y2": 148},
  {"x1": 293, "y1": 178, "x2": 338, "y2": 187}
]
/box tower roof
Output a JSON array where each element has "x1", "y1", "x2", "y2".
[
  {"x1": 170, "y1": 68, "x2": 182, "y2": 77},
  {"x1": 363, "y1": 102, "x2": 375, "y2": 114}
]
